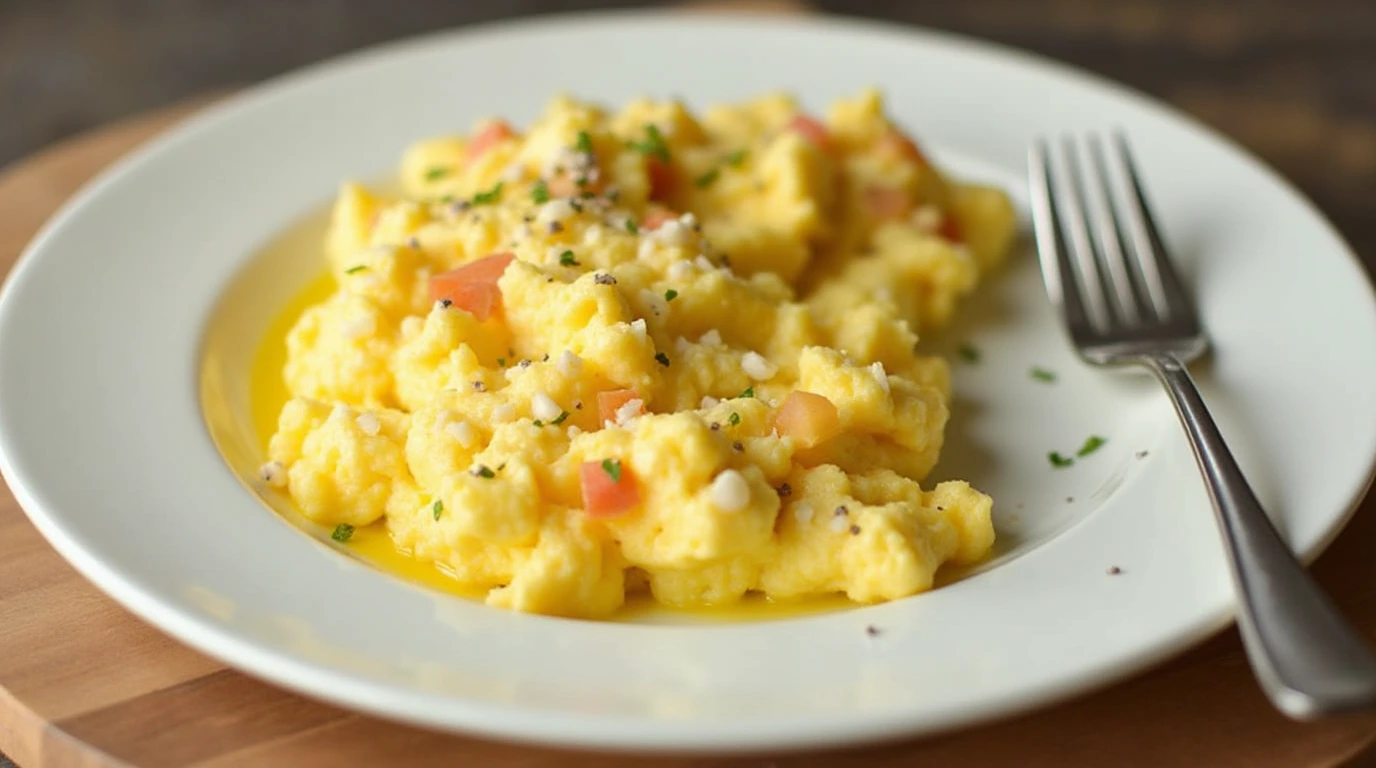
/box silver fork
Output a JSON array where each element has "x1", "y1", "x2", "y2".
[{"x1": 1029, "y1": 133, "x2": 1376, "y2": 718}]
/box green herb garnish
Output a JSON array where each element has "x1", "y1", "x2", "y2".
[
  {"x1": 331, "y1": 523, "x2": 355, "y2": 542},
  {"x1": 1077, "y1": 435, "x2": 1107, "y2": 457},
  {"x1": 694, "y1": 168, "x2": 720, "y2": 188},
  {"x1": 425, "y1": 166, "x2": 449, "y2": 182},
  {"x1": 727, "y1": 412, "x2": 741, "y2": 426},
  {"x1": 1030, "y1": 366, "x2": 1057, "y2": 383},
  {"x1": 601, "y1": 458, "x2": 622, "y2": 482},
  {"x1": 664, "y1": 289, "x2": 678, "y2": 301},
  {"x1": 551, "y1": 411, "x2": 570, "y2": 426},
  {"x1": 497, "y1": 358, "x2": 506, "y2": 367},
  {"x1": 432, "y1": 500, "x2": 444, "y2": 520},
  {"x1": 630, "y1": 124, "x2": 670, "y2": 162},
  {"x1": 473, "y1": 465, "x2": 496, "y2": 479},
  {"x1": 655, "y1": 352, "x2": 670, "y2": 367},
  {"x1": 625, "y1": 218, "x2": 639, "y2": 234},
  {"x1": 531, "y1": 178, "x2": 550, "y2": 203},
  {"x1": 1048, "y1": 452, "x2": 1074, "y2": 468},
  {"x1": 957, "y1": 343, "x2": 980, "y2": 363},
  {"x1": 737, "y1": 386, "x2": 755, "y2": 399},
  {"x1": 726, "y1": 149, "x2": 747, "y2": 167},
  {"x1": 575, "y1": 130, "x2": 594, "y2": 155},
  {"x1": 344, "y1": 265, "x2": 368, "y2": 274},
  {"x1": 472, "y1": 181, "x2": 503, "y2": 205},
  {"x1": 559, "y1": 250, "x2": 579, "y2": 267}
]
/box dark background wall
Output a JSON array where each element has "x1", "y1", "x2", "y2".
[{"x1": 3, "y1": 0, "x2": 1374, "y2": 258}]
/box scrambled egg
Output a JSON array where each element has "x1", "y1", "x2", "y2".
[{"x1": 262, "y1": 89, "x2": 1016, "y2": 618}]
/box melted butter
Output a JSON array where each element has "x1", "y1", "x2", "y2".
[{"x1": 249, "y1": 272, "x2": 865, "y2": 622}]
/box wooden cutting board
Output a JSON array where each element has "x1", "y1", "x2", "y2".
[{"x1": 3, "y1": 19, "x2": 1376, "y2": 768}]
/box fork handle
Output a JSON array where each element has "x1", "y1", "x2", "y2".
[{"x1": 1148, "y1": 353, "x2": 1376, "y2": 718}]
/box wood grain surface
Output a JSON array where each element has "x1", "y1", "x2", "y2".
[{"x1": 2, "y1": 3, "x2": 1376, "y2": 767}]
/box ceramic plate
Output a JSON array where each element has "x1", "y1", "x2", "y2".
[{"x1": 1, "y1": 10, "x2": 1373, "y2": 753}]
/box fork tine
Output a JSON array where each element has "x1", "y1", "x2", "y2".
[
  {"x1": 1083, "y1": 134, "x2": 1144, "y2": 324},
  {"x1": 1028, "y1": 140, "x2": 1093, "y2": 338},
  {"x1": 1109, "y1": 133, "x2": 1200, "y2": 328},
  {"x1": 1051, "y1": 138, "x2": 1114, "y2": 331}
]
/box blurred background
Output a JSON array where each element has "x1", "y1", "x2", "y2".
[{"x1": 2, "y1": 0, "x2": 1373, "y2": 261}]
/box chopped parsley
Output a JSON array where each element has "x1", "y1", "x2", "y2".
[
  {"x1": 575, "y1": 130, "x2": 594, "y2": 155},
  {"x1": 344, "y1": 265, "x2": 368, "y2": 274},
  {"x1": 531, "y1": 178, "x2": 550, "y2": 203},
  {"x1": 551, "y1": 410, "x2": 570, "y2": 426},
  {"x1": 1030, "y1": 366, "x2": 1057, "y2": 383},
  {"x1": 727, "y1": 412, "x2": 741, "y2": 426},
  {"x1": 737, "y1": 386, "x2": 755, "y2": 399},
  {"x1": 472, "y1": 464, "x2": 496, "y2": 479},
  {"x1": 559, "y1": 250, "x2": 579, "y2": 267},
  {"x1": 957, "y1": 343, "x2": 981, "y2": 363},
  {"x1": 630, "y1": 124, "x2": 670, "y2": 162},
  {"x1": 331, "y1": 523, "x2": 354, "y2": 542},
  {"x1": 726, "y1": 149, "x2": 747, "y2": 167},
  {"x1": 1077, "y1": 435, "x2": 1107, "y2": 457},
  {"x1": 694, "y1": 168, "x2": 720, "y2": 188},
  {"x1": 655, "y1": 352, "x2": 671, "y2": 367},
  {"x1": 497, "y1": 357, "x2": 506, "y2": 367},
  {"x1": 472, "y1": 181, "x2": 503, "y2": 205},
  {"x1": 424, "y1": 166, "x2": 449, "y2": 182},
  {"x1": 432, "y1": 500, "x2": 444, "y2": 520},
  {"x1": 664, "y1": 289, "x2": 678, "y2": 301},
  {"x1": 625, "y1": 218, "x2": 639, "y2": 234},
  {"x1": 601, "y1": 458, "x2": 622, "y2": 482},
  {"x1": 1048, "y1": 451, "x2": 1074, "y2": 468}
]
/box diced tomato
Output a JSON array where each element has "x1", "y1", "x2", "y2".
[
  {"x1": 547, "y1": 175, "x2": 578, "y2": 198},
  {"x1": 938, "y1": 210, "x2": 964, "y2": 243},
  {"x1": 641, "y1": 208, "x2": 678, "y2": 231},
  {"x1": 580, "y1": 460, "x2": 640, "y2": 517},
  {"x1": 646, "y1": 155, "x2": 676, "y2": 201},
  {"x1": 863, "y1": 186, "x2": 914, "y2": 221},
  {"x1": 428, "y1": 252, "x2": 516, "y2": 321},
  {"x1": 775, "y1": 391, "x2": 841, "y2": 449},
  {"x1": 598, "y1": 389, "x2": 645, "y2": 426},
  {"x1": 879, "y1": 129, "x2": 929, "y2": 167},
  {"x1": 466, "y1": 120, "x2": 515, "y2": 161},
  {"x1": 787, "y1": 115, "x2": 834, "y2": 153}
]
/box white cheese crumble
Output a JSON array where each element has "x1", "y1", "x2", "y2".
[
  {"x1": 567, "y1": 425, "x2": 583, "y2": 438},
  {"x1": 630, "y1": 318, "x2": 648, "y2": 339},
  {"x1": 679, "y1": 211, "x2": 699, "y2": 230},
  {"x1": 638, "y1": 288, "x2": 665, "y2": 317},
  {"x1": 537, "y1": 199, "x2": 576, "y2": 226},
  {"x1": 259, "y1": 461, "x2": 287, "y2": 488},
  {"x1": 694, "y1": 254, "x2": 715, "y2": 272},
  {"x1": 446, "y1": 420, "x2": 477, "y2": 448},
  {"x1": 741, "y1": 351, "x2": 778, "y2": 380},
  {"x1": 700, "y1": 395, "x2": 720, "y2": 409},
  {"x1": 649, "y1": 219, "x2": 688, "y2": 247},
  {"x1": 493, "y1": 403, "x2": 516, "y2": 423},
  {"x1": 532, "y1": 392, "x2": 562, "y2": 422},
  {"x1": 709, "y1": 469, "x2": 751, "y2": 512},
  {"x1": 675, "y1": 336, "x2": 692, "y2": 355},
  {"x1": 400, "y1": 316, "x2": 423, "y2": 337},
  {"x1": 340, "y1": 313, "x2": 376, "y2": 340},
  {"x1": 329, "y1": 404, "x2": 352, "y2": 422},
  {"x1": 501, "y1": 161, "x2": 525, "y2": 183},
  {"x1": 355, "y1": 412, "x2": 381, "y2": 436},
  {"x1": 583, "y1": 224, "x2": 604, "y2": 247},
  {"x1": 614, "y1": 398, "x2": 644, "y2": 426},
  {"x1": 557, "y1": 349, "x2": 582, "y2": 377},
  {"x1": 638, "y1": 238, "x2": 656, "y2": 260},
  {"x1": 667, "y1": 260, "x2": 694, "y2": 280},
  {"x1": 830, "y1": 515, "x2": 850, "y2": 533},
  {"x1": 699, "y1": 329, "x2": 723, "y2": 347},
  {"x1": 870, "y1": 361, "x2": 890, "y2": 393},
  {"x1": 793, "y1": 503, "x2": 814, "y2": 525}
]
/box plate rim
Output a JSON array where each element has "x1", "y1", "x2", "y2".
[{"x1": 1, "y1": 7, "x2": 1374, "y2": 753}]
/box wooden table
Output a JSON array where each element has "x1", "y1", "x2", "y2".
[{"x1": 2, "y1": 4, "x2": 1376, "y2": 767}]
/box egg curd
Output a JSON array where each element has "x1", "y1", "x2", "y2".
[{"x1": 259, "y1": 89, "x2": 1017, "y2": 619}]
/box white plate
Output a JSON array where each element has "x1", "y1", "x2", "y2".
[{"x1": 1, "y1": 10, "x2": 1374, "y2": 753}]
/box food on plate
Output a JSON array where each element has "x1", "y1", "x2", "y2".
[{"x1": 260, "y1": 88, "x2": 1017, "y2": 618}]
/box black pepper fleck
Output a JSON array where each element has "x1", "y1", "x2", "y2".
[
  {"x1": 1066, "y1": 496, "x2": 1075, "y2": 503},
  {"x1": 935, "y1": 505, "x2": 944, "y2": 511},
  {"x1": 1135, "y1": 450, "x2": 1149, "y2": 459},
  {"x1": 732, "y1": 441, "x2": 744, "y2": 452},
  {"x1": 865, "y1": 625, "x2": 881, "y2": 637},
  {"x1": 548, "y1": 221, "x2": 564, "y2": 234},
  {"x1": 850, "y1": 524, "x2": 861, "y2": 535},
  {"x1": 408, "y1": 237, "x2": 420, "y2": 250},
  {"x1": 523, "y1": 214, "x2": 534, "y2": 223},
  {"x1": 472, "y1": 381, "x2": 486, "y2": 392},
  {"x1": 542, "y1": 353, "x2": 550, "y2": 362},
  {"x1": 834, "y1": 505, "x2": 849, "y2": 517},
  {"x1": 574, "y1": 400, "x2": 583, "y2": 410},
  {"x1": 594, "y1": 273, "x2": 617, "y2": 285},
  {"x1": 439, "y1": 299, "x2": 453, "y2": 308},
  {"x1": 519, "y1": 359, "x2": 531, "y2": 368},
  {"x1": 1107, "y1": 566, "x2": 1123, "y2": 575},
  {"x1": 710, "y1": 422, "x2": 721, "y2": 431},
  {"x1": 778, "y1": 482, "x2": 792, "y2": 497}
]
